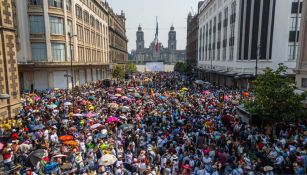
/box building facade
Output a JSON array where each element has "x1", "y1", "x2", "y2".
[
  {"x1": 15, "y1": 0, "x2": 112, "y2": 91},
  {"x1": 296, "y1": 0, "x2": 307, "y2": 91},
  {"x1": 107, "y1": 8, "x2": 128, "y2": 64},
  {"x1": 197, "y1": 0, "x2": 302, "y2": 89},
  {"x1": 186, "y1": 12, "x2": 199, "y2": 69},
  {"x1": 0, "y1": 0, "x2": 21, "y2": 118},
  {"x1": 130, "y1": 21, "x2": 186, "y2": 65}
]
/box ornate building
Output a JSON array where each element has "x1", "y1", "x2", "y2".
[
  {"x1": 0, "y1": 0, "x2": 21, "y2": 118},
  {"x1": 107, "y1": 8, "x2": 128, "y2": 64},
  {"x1": 15, "y1": 0, "x2": 113, "y2": 90},
  {"x1": 130, "y1": 20, "x2": 186, "y2": 64}
]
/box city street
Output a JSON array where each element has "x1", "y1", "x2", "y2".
[
  {"x1": 0, "y1": 0, "x2": 307, "y2": 174},
  {"x1": 0, "y1": 72, "x2": 306, "y2": 174}
]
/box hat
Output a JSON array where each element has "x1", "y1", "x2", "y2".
[
  {"x1": 263, "y1": 166, "x2": 273, "y2": 172},
  {"x1": 171, "y1": 155, "x2": 178, "y2": 160},
  {"x1": 102, "y1": 129, "x2": 108, "y2": 135}
]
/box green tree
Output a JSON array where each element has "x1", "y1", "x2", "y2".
[
  {"x1": 174, "y1": 62, "x2": 186, "y2": 73},
  {"x1": 245, "y1": 63, "x2": 306, "y2": 126},
  {"x1": 126, "y1": 62, "x2": 137, "y2": 74},
  {"x1": 112, "y1": 65, "x2": 124, "y2": 79}
]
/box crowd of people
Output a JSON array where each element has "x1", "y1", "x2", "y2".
[{"x1": 0, "y1": 72, "x2": 306, "y2": 175}]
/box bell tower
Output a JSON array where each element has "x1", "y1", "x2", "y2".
[
  {"x1": 136, "y1": 25, "x2": 144, "y2": 51},
  {"x1": 168, "y1": 25, "x2": 177, "y2": 50}
]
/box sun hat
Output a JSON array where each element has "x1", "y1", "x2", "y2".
[{"x1": 263, "y1": 166, "x2": 273, "y2": 172}]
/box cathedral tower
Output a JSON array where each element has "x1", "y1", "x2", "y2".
[
  {"x1": 136, "y1": 25, "x2": 144, "y2": 51},
  {"x1": 168, "y1": 25, "x2": 177, "y2": 50}
]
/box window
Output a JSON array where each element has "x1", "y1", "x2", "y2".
[
  {"x1": 29, "y1": 0, "x2": 43, "y2": 6},
  {"x1": 223, "y1": 47, "x2": 226, "y2": 61},
  {"x1": 291, "y1": 2, "x2": 303, "y2": 14},
  {"x1": 51, "y1": 43, "x2": 66, "y2": 61},
  {"x1": 289, "y1": 16, "x2": 301, "y2": 31},
  {"x1": 85, "y1": 29, "x2": 90, "y2": 43},
  {"x1": 29, "y1": 16, "x2": 45, "y2": 34},
  {"x1": 289, "y1": 31, "x2": 300, "y2": 42},
  {"x1": 31, "y1": 43, "x2": 47, "y2": 61},
  {"x1": 96, "y1": 19, "x2": 100, "y2": 30},
  {"x1": 48, "y1": 0, "x2": 63, "y2": 8},
  {"x1": 66, "y1": 0, "x2": 71, "y2": 11},
  {"x1": 90, "y1": 15, "x2": 95, "y2": 27},
  {"x1": 77, "y1": 25, "x2": 83, "y2": 41},
  {"x1": 288, "y1": 43, "x2": 299, "y2": 60},
  {"x1": 49, "y1": 16, "x2": 64, "y2": 35},
  {"x1": 76, "y1": 5, "x2": 82, "y2": 19},
  {"x1": 302, "y1": 78, "x2": 307, "y2": 88},
  {"x1": 83, "y1": 11, "x2": 89, "y2": 23},
  {"x1": 91, "y1": 31, "x2": 95, "y2": 45},
  {"x1": 67, "y1": 20, "x2": 73, "y2": 34}
]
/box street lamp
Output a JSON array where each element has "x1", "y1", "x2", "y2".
[
  {"x1": 68, "y1": 32, "x2": 77, "y2": 111},
  {"x1": 0, "y1": 94, "x2": 10, "y2": 99},
  {"x1": 255, "y1": 45, "x2": 261, "y2": 77}
]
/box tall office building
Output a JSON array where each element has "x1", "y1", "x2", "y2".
[{"x1": 197, "y1": 0, "x2": 303, "y2": 89}]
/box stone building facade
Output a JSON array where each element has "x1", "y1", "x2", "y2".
[
  {"x1": 107, "y1": 8, "x2": 128, "y2": 64},
  {"x1": 15, "y1": 0, "x2": 114, "y2": 90},
  {"x1": 0, "y1": 0, "x2": 21, "y2": 118},
  {"x1": 296, "y1": 0, "x2": 307, "y2": 90},
  {"x1": 130, "y1": 23, "x2": 186, "y2": 65},
  {"x1": 186, "y1": 12, "x2": 199, "y2": 69}
]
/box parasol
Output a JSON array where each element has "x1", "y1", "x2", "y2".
[
  {"x1": 47, "y1": 104, "x2": 57, "y2": 109},
  {"x1": 90, "y1": 123, "x2": 103, "y2": 129},
  {"x1": 64, "y1": 102, "x2": 72, "y2": 106},
  {"x1": 88, "y1": 96, "x2": 96, "y2": 101},
  {"x1": 27, "y1": 149, "x2": 46, "y2": 166},
  {"x1": 59, "y1": 135, "x2": 73, "y2": 142},
  {"x1": 64, "y1": 140, "x2": 79, "y2": 147},
  {"x1": 115, "y1": 93, "x2": 122, "y2": 97},
  {"x1": 33, "y1": 124, "x2": 45, "y2": 131},
  {"x1": 85, "y1": 113, "x2": 97, "y2": 118},
  {"x1": 106, "y1": 116, "x2": 120, "y2": 123},
  {"x1": 194, "y1": 80, "x2": 205, "y2": 84},
  {"x1": 73, "y1": 113, "x2": 84, "y2": 117},
  {"x1": 98, "y1": 154, "x2": 117, "y2": 166},
  {"x1": 181, "y1": 87, "x2": 188, "y2": 91},
  {"x1": 52, "y1": 154, "x2": 67, "y2": 158},
  {"x1": 109, "y1": 103, "x2": 119, "y2": 109},
  {"x1": 118, "y1": 124, "x2": 133, "y2": 131}
]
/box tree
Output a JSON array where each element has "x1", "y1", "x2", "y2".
[
  {"x1": 174, "y1": 62, "x2": 186, "y2": 73},
  {"x1": 126, "y1": 62, "x2": 137, "y2": 74},
  {"x1": 112, "y1": 65, "x2": 124, "y2": 79},
  {"x1": 245, "y1": 63, "x2": 307, "y2": 126}
]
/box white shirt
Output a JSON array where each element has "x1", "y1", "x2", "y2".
[{"x1": 50, "y1": 133, "x2": 58, "y2": 143}]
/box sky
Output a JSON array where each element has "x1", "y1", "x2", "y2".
[{"x1": 107, "y1": 0, "x2": 200, "y2": 52}]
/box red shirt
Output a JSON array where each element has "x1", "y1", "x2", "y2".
[{"x1": 11, "y1": 133, "x2": 18, "y2": 140}]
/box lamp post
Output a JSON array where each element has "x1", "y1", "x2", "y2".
[
  {"x1": 255, "y1": 45, "x2": 261, "y2": 77},
  {"x1": 68, "y1": 32, "x2": 77, "y2": 111}
]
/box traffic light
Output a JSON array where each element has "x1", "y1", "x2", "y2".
[{"x1": 219, "y1": 92, "x2": 225, "y2": 102}]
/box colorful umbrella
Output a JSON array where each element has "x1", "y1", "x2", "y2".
[
  {"x1": 59, "y1": 135, "x2": 73, "y2": 142},
  {"x1": 64, "y1": 140, "x2": 79, "y2": 147},
  {"x1": 106, "y1": 117, "x2": 120, "y2": 123},
  {"x1": 64, "y1": 102, "x2": 72, "y2": 106},
  {"x1": 98, "y1": 154, "x2": 117, "y2": 166},
  {"x1": 90, "y1": 123, "x2": 103, "y2": 129}
]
